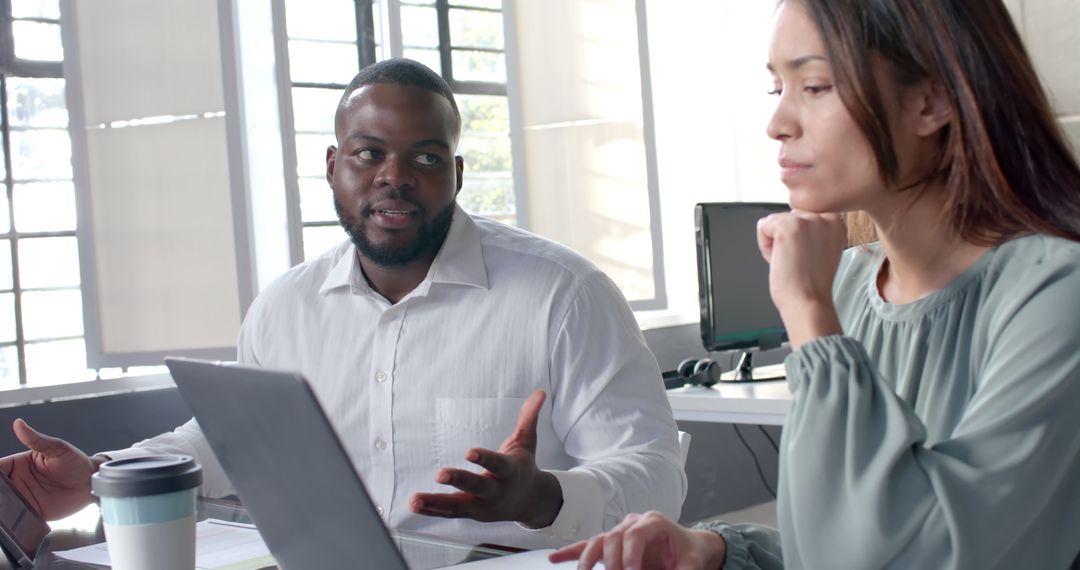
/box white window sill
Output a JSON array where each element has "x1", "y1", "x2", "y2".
[
  {"x1": 634, "y1": 309, "x2": 697, "y2": 331},
  {"x1": 0, "y1": 374, "x2": 177, "y2": 409}
]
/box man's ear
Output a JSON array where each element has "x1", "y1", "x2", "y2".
[
  {"x1": 914, "y1": 81, "x2": 952, "y2": 137},
  {"x1": 455, "y1": 155, "x2": 464, "y2": 196},
  {"x1": 326, "y1": 145, "x2": 338, "y2": 187}
]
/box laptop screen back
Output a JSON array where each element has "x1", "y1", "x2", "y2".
[{"x1": 165, "y1": 357, "x2": 409, "y2": 570}]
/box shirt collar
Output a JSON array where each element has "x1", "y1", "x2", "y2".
[
  {"x1": 429, "y1": 204, "x2": 489, "y2": 290},
  {"x1": 318, "y1": 204, "x2": 489, "y2": 297}
]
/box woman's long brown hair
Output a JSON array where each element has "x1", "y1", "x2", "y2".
[{"x1": 793, "y1": 0, "x2": 1080, "y2": 245}]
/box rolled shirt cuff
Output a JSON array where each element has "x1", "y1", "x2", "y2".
[
  {"x1": 784, "y1": 334, "x2": 867, "y2": 394},
  {"x1": 515, "y1": 469, "x2": 605, "y2": 543},
  {"x1": 95, "y1": 447, "x2": 156, "y2": 462}
]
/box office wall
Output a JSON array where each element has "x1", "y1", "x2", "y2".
[
  {"x1": 0, "y1": 388, "x2": 193, "y2": 458},
  {"x1": 1004, "y1": 0, "x2": 1080, "y2": 157}
]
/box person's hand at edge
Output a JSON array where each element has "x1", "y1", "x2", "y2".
[
  {"x1": 756, "y1": 210, "x2": 846, "y2": 348},
  {"x1": 0, "y1": 419, "x2": 103, "y2": 520},
  {"x1": 549, "y1": 511, "x2": 727, "y2": 570},
  {"x1": 409, "y1": 389, "x2": 562, "y2": 527}
]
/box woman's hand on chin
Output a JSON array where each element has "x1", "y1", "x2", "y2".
[{"x1": 756, "y1": 210, "x2": 846, "y2": 348}]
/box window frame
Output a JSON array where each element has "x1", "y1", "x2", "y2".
[
  {"x1": 434, "y1": 0, "x2": 507, "y2": 97},
  {"x1": 274, "y1": 0, "x2": 377, "y2": 266},
  {"x1": 0, "y1": 0, "x2": 84, "y2": 386},
  {"x1": 0, "y1": 0, "x2": 63, "y2": 78}
]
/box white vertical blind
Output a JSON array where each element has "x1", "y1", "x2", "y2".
[
  {"x1": 63, "y1": 0, "x2": 251, "y2": 365},
  {"x1": 508, "y1": 0, "x2": 661, "y2": 306}
]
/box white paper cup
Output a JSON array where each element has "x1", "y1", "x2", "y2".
[{"x1": 92, "y1": 455, "x2": 203, "y2": 570}]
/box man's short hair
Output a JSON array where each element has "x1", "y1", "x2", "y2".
[{"x1": 338, "y1": 58, "x2": 461, "y2": 137}]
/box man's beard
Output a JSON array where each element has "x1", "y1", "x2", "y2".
[{"x1": 334, "y1": 193, "x2": 456, "y2": 267}]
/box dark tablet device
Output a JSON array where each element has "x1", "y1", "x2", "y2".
[{"x1": 0, "y1": 470, "x2": 50, "y2": 568}]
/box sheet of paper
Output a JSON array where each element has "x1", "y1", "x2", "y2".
[
  {"x1": 435, "y1": 548, "x2": 604, "y2": 569},
  {"x1": 53, "y1": 519, "x2": 275, "y2": 570}
]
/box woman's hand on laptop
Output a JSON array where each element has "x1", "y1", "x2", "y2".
[
  {"x1": 409, "y1": 389, "x2": 563, "y2": 528},
  {"x1": 0, "y1": 419, "x2": 105, "y2": 520},
  {"x1": 549, "y1": 511, "x2": 728, "y2": 570}
]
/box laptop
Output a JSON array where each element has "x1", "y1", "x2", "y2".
[{"x1": 164, "y1": 357, "x2": 414, "y2": 569}]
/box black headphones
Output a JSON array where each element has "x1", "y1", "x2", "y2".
[{"x1": 675, "y1": 357, "x2": 721, "y2": 387}]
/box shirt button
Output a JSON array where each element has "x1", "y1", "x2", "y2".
[
  {"x1": 374, "y1": 437, "x2": 387, "y2": 450},
  {"x1": 376, "y1": 506, "x2": 385, "y2": 516},
  {"x1": 375, "y1": 371, "x2": 387, "y2": 383}
]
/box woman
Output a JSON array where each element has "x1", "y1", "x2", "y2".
[{"x1": 551, "y1": 0, "x2": 1080, "y2": 568}]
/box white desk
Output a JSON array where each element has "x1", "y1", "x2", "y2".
[{"x1": 666, "y1": 377, "x2": 793, "y2": 426}]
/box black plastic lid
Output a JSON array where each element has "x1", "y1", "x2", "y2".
[{"x1": 92, "y1": 455, "x2": 203, "y2": 498}]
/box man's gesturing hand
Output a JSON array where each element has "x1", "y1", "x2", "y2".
[
  {"x1": 0, "y1": 419, "x2": 104, "y2": 520},
  {"x1": 409, "y1": 389, "x2": 562, "y2": 528}
]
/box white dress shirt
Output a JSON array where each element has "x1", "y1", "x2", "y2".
[{"x1": 105, "y1": 206, "x2": 685, "y2": 549}]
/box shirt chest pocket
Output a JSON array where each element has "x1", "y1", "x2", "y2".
[{"x1": 435, "y1": 397, "x2": 526, "y2": 473}]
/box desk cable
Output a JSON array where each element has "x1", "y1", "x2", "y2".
[{"x1": 732, "y1": 424, "x2": 777, "y2": 499}]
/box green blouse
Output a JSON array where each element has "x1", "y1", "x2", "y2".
[{"x1": 700, "y1": 234, "x2": 1080, "y2": 569}]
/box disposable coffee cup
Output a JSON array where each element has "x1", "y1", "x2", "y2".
[{"x1": 91, "y1": 455, "x2": 203, "y2": 570}]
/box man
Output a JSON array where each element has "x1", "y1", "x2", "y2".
[{"x1": 0, "y1": 59, "x2": 684, "y2": 549}]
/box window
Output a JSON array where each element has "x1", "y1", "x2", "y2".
[
  {"x1": 0, "y1": 0, "x2": 91, "y2": 387},
  {"x1": 507, "y1": 0, "x2": 667, "y2": 310},
  {"x1": 281, "y1": 0, "x2": 515, "y2": 262},
  {"x1": 0, "y1": 0, "x2": 171, "y2": 390},
  {"x1": 643, "y1": 0, "x2": 785, "y2": 324}
]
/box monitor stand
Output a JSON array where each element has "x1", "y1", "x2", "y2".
[{"x1": 723, "y1": 351, "x2": 786, "y2": 382}]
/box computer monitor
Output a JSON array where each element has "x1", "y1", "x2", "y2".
[{"x1": 695, "y1": 202, "x2": 790, "y2": 381}]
